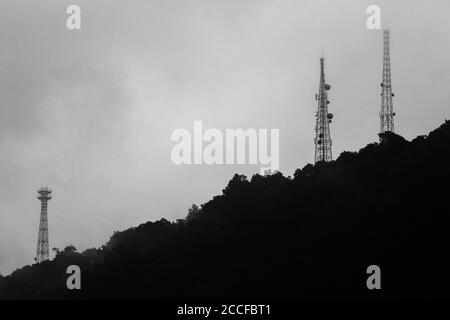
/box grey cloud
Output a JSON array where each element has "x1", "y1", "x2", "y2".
[{"x1": 0, "y1": 0, "x2": 449, "y2": 275}]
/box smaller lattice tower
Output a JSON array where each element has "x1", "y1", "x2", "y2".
[
  {"x1": 314, "y1": 57, "x2": 333, "y2": 163},
  {"x1": 35, "y1": 187, "x2": 52, "y2": 263},
  {"x1": 380, "y1": 29, "x2": 396, "y2": 135}
]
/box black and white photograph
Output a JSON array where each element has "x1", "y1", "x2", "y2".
[{"x1": 0, "y1": 0, "x2": 449, "y2": 313}]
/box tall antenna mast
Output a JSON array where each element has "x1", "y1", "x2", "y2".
[
  {"x1": 35, "y1": 187, "x2": 52, "y2": 263},
  {"x1": 380, "y1": 30, "x2": 395, "y2": 134},
  {"x1": 314, "y1": 57, "x2": 333, "y2": 163}
]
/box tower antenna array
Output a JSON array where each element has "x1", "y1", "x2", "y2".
[
  {"x1": 314, "y1": 57, "x2": 333, "y2": 163},
  {"x1": 380, "y1": 29, "x2": 395, "y2": 134},
  {"x1": 36, "y1": 187, "x2": 52, "y2": 263}
]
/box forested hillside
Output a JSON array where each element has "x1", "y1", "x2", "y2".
[{"x1": 1, "y1": 121, "x2": 450, "y2": 299}]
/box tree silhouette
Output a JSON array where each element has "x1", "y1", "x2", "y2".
[{"x1": 1, "y1": 120, "x2": 450, "y2": 299}]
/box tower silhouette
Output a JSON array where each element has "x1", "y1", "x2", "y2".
[
  {"x1": 314, "y1": 57, "x2": 333, "y2": 163},
  {"x1": 380, "y1": 30, "x2": 395, "y2": 134},
  {"x1": 36, "y1": 187, "x2": 52, "y2": 263}
]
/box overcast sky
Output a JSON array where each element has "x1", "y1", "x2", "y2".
[{"x1": 0, "y1": 0, "x2": 449, "y2": 275}]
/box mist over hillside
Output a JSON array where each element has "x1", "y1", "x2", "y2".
[{"x1": 1, "y1": 120, "x2": 449, "y2": 299}]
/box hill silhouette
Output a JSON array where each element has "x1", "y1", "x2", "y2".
[{"x1": 1, "y1": 121, "x2": 450, "y2": 299}]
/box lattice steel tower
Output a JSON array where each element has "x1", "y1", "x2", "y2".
[
  {"x1": 380, "y1": 30, "x2": 396, "y2": 134},
  {"x1": 35, "y1": 187, "x2": 52, "y2": 263},
  {"x1": 314, "y1": 57, "x2": 333, "y2": 163}
]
